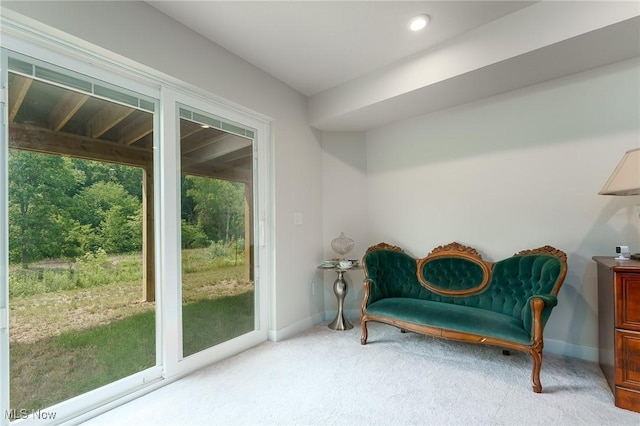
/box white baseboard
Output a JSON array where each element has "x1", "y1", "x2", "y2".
[
  {"x1": 544, "y1": 338, "x2": 599, "y2": 362},
  {"x1": 268, "y1": 312, "x2": 325, "y2": 342},
  {"x1": 323, "y1": 309, "x2": 360, "y2": 322}
]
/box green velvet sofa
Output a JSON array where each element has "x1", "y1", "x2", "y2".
[{"x1": 360, "y1": 242, "x2": 568, "y2": 393}]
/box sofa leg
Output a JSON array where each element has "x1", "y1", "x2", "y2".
[
  {"x1": 361, "y1": 320, "x2": 368, "y2": 345},
  {"x1": 400, "y1": 329, "x2": 407, "y2": 333},
  {"x1": 502, "y1": 349, "x2": 510, "y2": 356},
  {"x1": 530, "y1": 348, "x2": 543, "y2": 393}
]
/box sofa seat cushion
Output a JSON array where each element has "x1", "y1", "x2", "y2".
[{"x1": 366, "y1": 298, "x2": 531, "y2": 345}]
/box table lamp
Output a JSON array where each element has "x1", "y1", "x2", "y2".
[{"x1": 599, "y1": 147, "x2": 640, "y2": 260}]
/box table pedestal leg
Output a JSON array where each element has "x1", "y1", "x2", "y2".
[{"x1": 328, "y1": 270, "x2": 353, "y2": 330}]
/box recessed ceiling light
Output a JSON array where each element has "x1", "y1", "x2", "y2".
[{"x1": 408, "y1": 14, "x2": 430, "y2": 32}]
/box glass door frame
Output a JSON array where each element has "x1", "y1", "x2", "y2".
[
  {"x1": 0, "y1": 13, "x2": 273, "y2": 425},
  {"x1": 1, "y1": 44, "x2": 10, "y2": 426},
  {"x1": 160, "y1": 88, "x2": 271, "y2": 377},
  {"x1": 0, "y1": 42, "x2": 164, "y2": 425}
]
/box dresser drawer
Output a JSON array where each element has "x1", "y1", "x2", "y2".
[
  {"x1": 616, "y1": 273, "x2": 640, "y2": 331},
  {"x1": 616, "y1": 329, "x2": 640, "y2": 390}
]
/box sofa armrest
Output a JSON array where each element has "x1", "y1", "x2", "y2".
[
  {"x1": 362, "y1": 278, "x2": 381, "y2": 308},
  {"x1": 521, "y1": 295, "x2": 558, "y2": 337}
]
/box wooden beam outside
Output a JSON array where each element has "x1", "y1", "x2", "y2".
[
  {"x1": 180, "y1": 122, "x2": 207, "y2": 141},
  {"x1": 11, "y1": 123, "x2": 247, "y2": 184},
  {"x1": 142, "y1": 165, "x2": 155, "y2": 302},
  {"x1": 181, "y1": 129, "x2": 228, "y2": 154},
  {"x1": 50, "y1": 91, "x2": 90, "y2": 131},
  {"x1": 9, "y1": 123, "x2": 151, "y2": 167},
  {"x1": 8, "y1": 75, "x2": 32, "y2": 122},
  {"x1": 185, "y1": 133, "x2": 251, "y2": 163},
  {"x1": 119, "y1": 114, "x2": 153, "y2": 145},
  {"x1": 181, "y1": 158, "x2": 252, "y2": 183},
  {"x1": 244, "y1": 181, "x2": 254, "y2": 282},
  {"x1": 208, "y1": 146, "x2": 253, "y2": 165},
  {"x1": 87, "y1": 103, "x2": 134, "y2": 138}
]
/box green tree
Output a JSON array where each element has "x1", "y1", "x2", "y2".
[
  {"x1": 185, "y1": 177, "x2": 245, "y2": 243},
  {"x1": 8, "y1": 150, "x2": 85, "y2": 267},
  {"x1": 71, "y1": 159, "x2": 143, "y2": 200},
  {"x1": 74, "y1": 181, "x2": 140, "y2": 230},
  {"x1": 101, "y1": 205, "x2": 142, "y2": 253},
  {"x1": 181, "y1": 220, "x2": 209, "y2": 249},
  {"x1": 181, "y1": 175, "x2": 197, "y2": 224}
]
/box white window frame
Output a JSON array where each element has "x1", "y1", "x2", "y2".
[
  {"x1": 0, "y1": 41, "x2": 10, "y2": 426},
  {"x1": 0, "y1": 11, "x2": 273, "y2": 426},
  {"x1": 160, "y1": 88, "x2": 271, "y2": 377}
]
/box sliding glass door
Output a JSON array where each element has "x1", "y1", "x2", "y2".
[
  {"x1": 2, "y1": 51, "x2": 161, "y2": 420},
  {"x1": 178, "y1": 106, "x2": 257, "y2": 358},
  {"x1": 1, "y1": 22, "x2": 271, "y2": 424}
]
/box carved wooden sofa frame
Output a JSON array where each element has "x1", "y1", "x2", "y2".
[{"x1": 360, "y1": 242, "x2": 568, "y2": 393}]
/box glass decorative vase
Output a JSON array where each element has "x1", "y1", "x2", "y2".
[{"x1": 331, "y1": 232, "x2": 354, "y2": 258}]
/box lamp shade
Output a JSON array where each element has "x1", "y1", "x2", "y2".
[{"x1": 599, "y1": 148, "x2": 640, "y2": 196}]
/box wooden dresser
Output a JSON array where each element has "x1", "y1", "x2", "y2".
[{"x1": 593, "y1": 256, "x2": 640, "y2": 413}]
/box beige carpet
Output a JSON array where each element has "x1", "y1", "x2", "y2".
[{"x1": 84, "y1": 322, "x2": 638, "y2": 425}]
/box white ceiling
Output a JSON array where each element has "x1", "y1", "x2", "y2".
[
  {"x1": 147, "y1": 1, "x2": 639, "y2": 131},
  {"x1": 147, "y1": 1, "x2": 536, "y2": 96}
]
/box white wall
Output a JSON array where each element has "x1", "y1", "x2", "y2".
[
  {"x1": 2, "y1": 1, "x2": 325, "y2": 337},
  {"x1": 320, "y1": 132, "x2": 368, "y2": 320},
  {"x1": 362, "y1": 58, "x2": 640, "y2": 359}
]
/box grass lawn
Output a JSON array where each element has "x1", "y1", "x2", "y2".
[
  {"x1": 183, "y1": 292, "x2": 255, "y2": 357},
  {"x1": 10, "y1": 309, "x2": 156, "y2": 412},
  {"x1": 10, "y1": 291, "x2": 254, "y2": 413},
  {"x1": 9, "y1": 249, "x2": 254, "y2": 414}
]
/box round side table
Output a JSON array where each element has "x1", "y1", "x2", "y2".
[{"x1": 318, "y1": 265, "x2": 362, "y2": 330}]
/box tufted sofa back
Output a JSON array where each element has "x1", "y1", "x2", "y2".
[
  {"x1": 481, "y1": 255, "x2": 564, "y2": 317},
  {"x1": 362, "y1": 246, "x2": 429, "y2": 302},
  {"x1": 363, "y1": 242, "x2": 567, "y2": 321}
]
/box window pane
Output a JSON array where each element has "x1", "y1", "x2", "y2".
[
  {"x1": 7, "y1": 69, "x2": 156, "y2": 415},
  {"x1": 179, "y1": 109, "x2": 255, "y2": 358}
]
